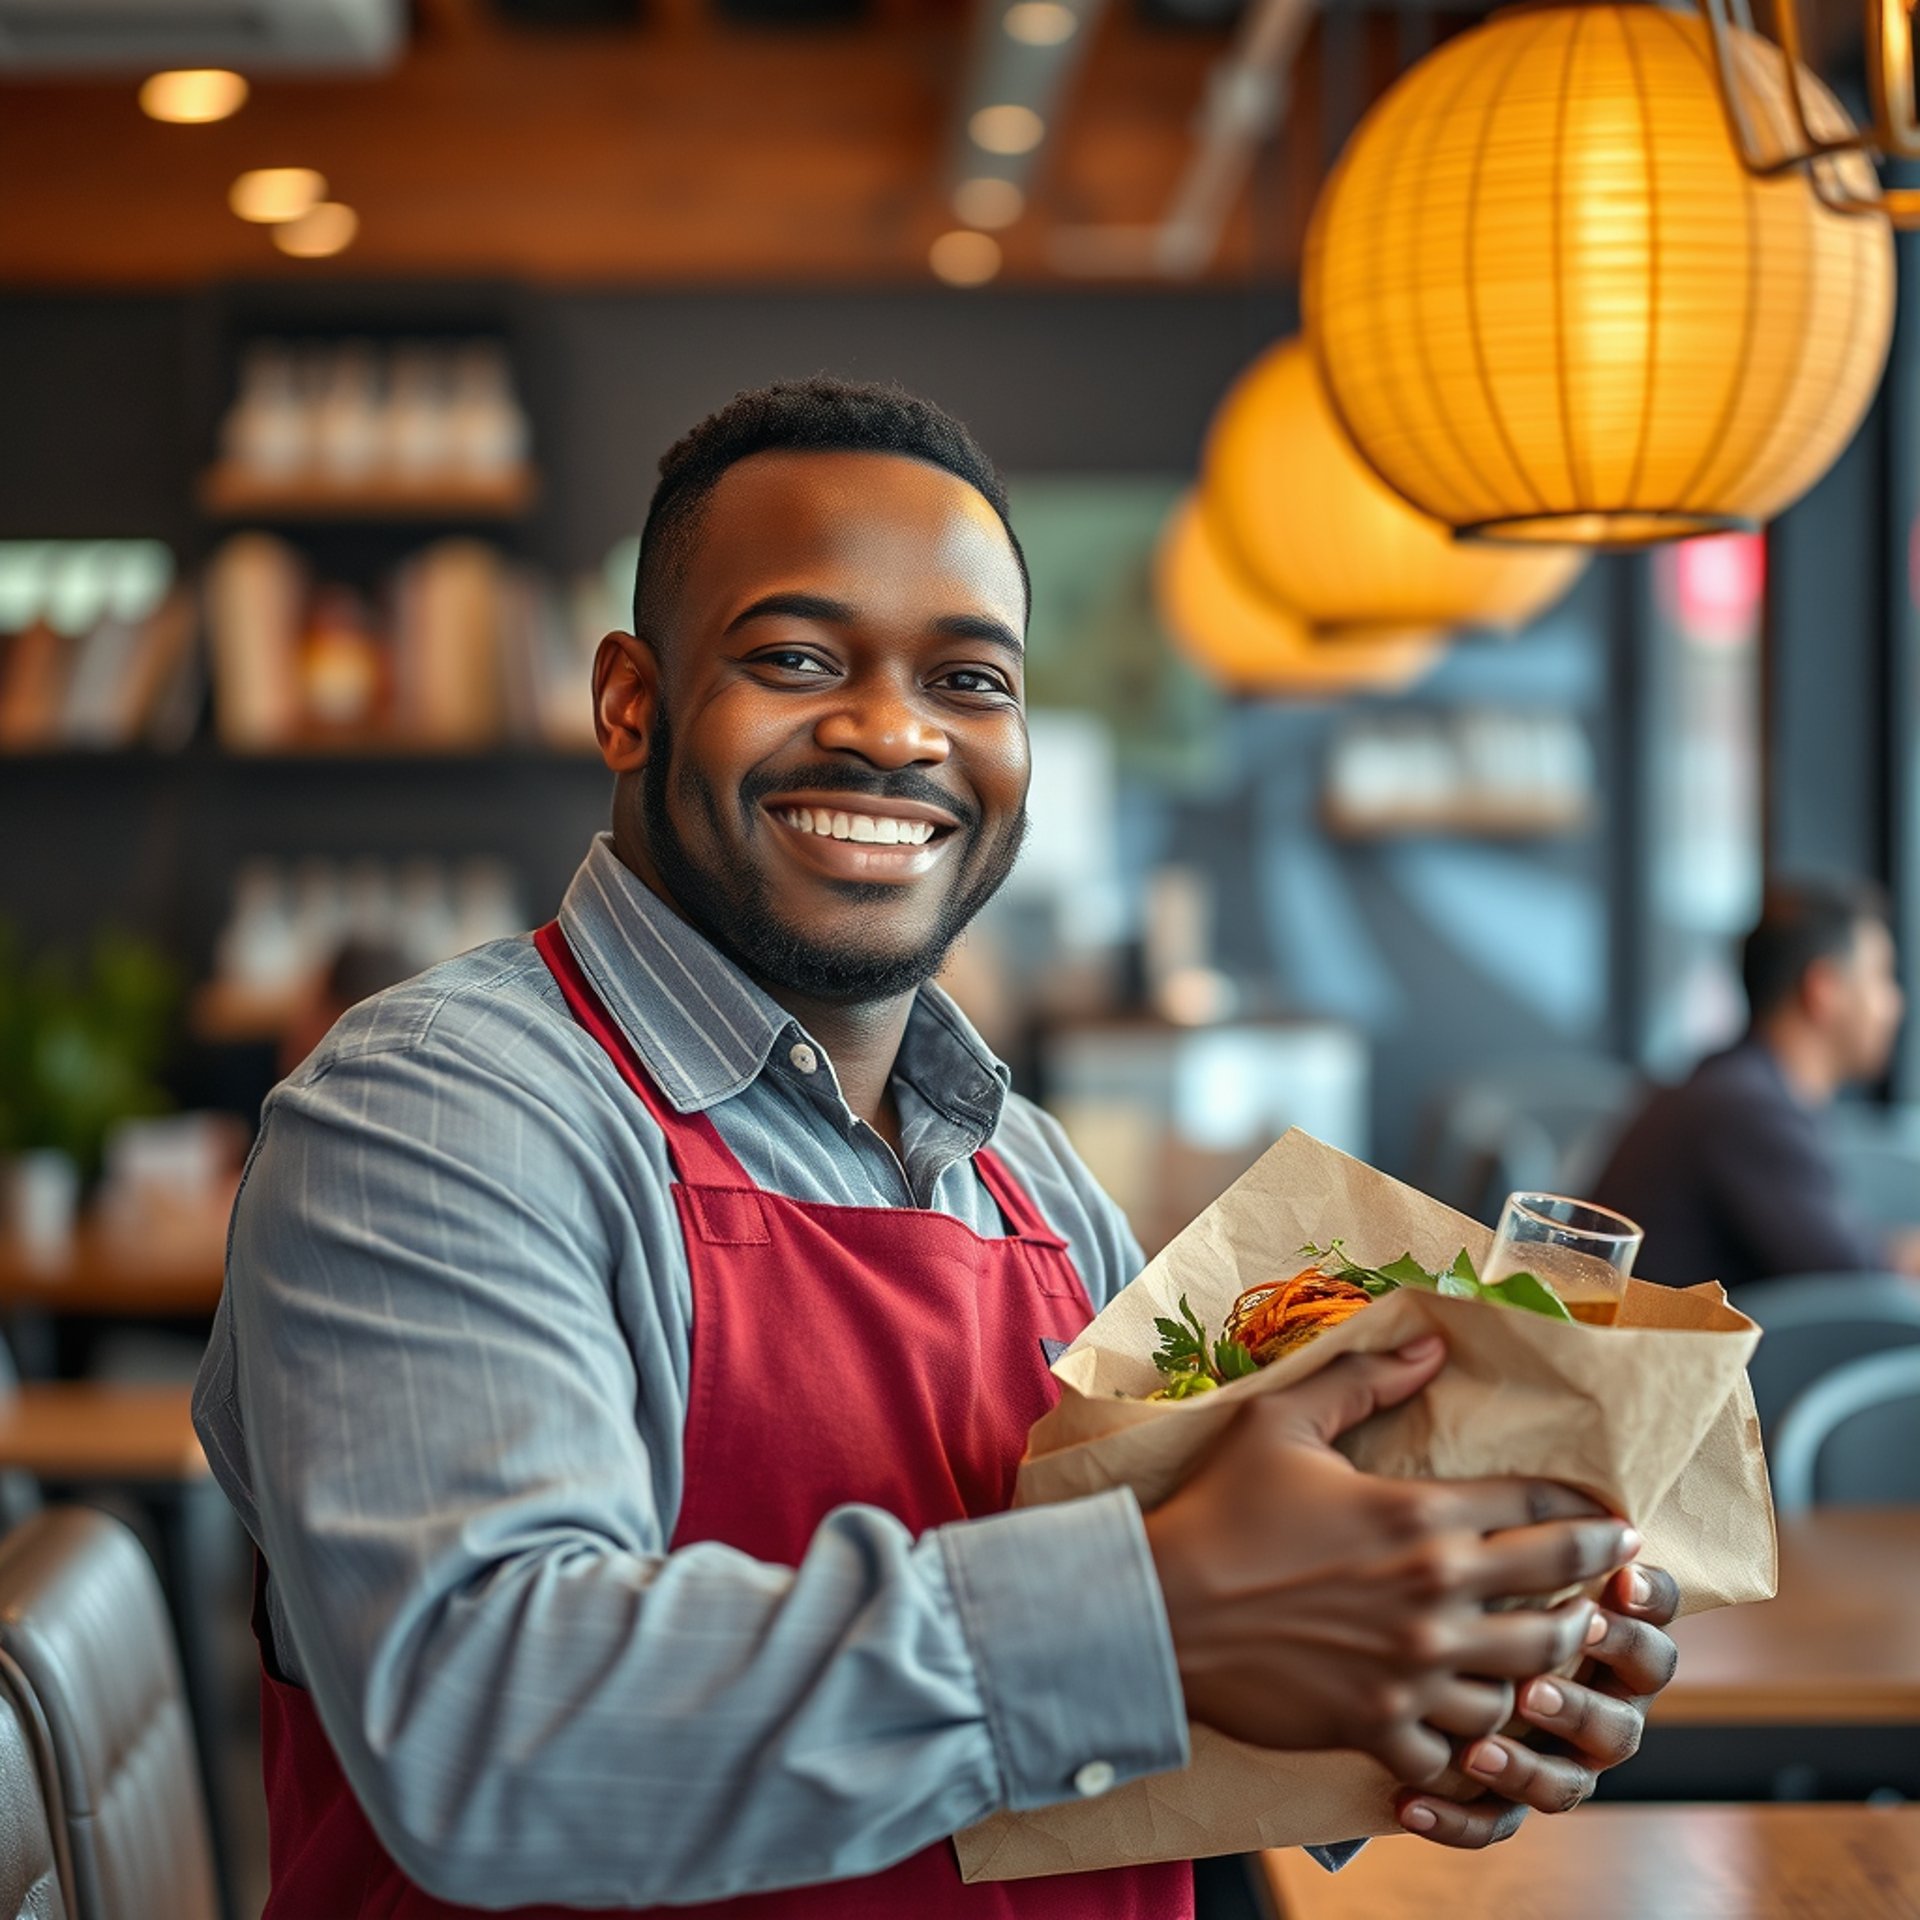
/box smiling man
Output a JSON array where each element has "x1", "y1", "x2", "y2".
[{"x1": 194, "y1": 380, "x2": 1678, "y2": 1920}]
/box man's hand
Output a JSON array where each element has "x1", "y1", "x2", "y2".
[
  {"x1": 1393, "y1": 1561, "x2": 1682, "y2": 1845},
  {"x1": 1143, "y1": 1333, "x2": 1639, "y2": 1790}
]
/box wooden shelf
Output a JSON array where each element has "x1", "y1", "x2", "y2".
[
  {"x1": 1322, "y1": 795, "x2": 1593, "y2": 840},
  {"x1": 198, "y1": 462, "x2": 539, "y2": 520}
]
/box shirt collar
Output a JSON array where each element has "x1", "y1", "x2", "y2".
[{"x1": 555, "y1": 835, "x2": 1011, "y2": 1132}]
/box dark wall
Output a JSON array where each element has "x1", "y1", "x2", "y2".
[{"x1": 535, "y1": 288, "x2": 1289, "y2": 566}]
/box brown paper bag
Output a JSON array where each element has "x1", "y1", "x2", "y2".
[{"x1": 956, "y1": 1129, "x2": 1776, "y2": 1882}]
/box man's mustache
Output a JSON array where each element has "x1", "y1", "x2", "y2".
[{"x1": 738, "y1": 765, "x2": 981, "y2": 834}]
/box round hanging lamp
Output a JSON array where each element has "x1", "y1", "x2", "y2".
[
  {"x1": 1304, "y1": 4, "x2": 1895, "y2": 545},
  {"x1": 1156, "y1": 494, "x2": 1445, "y2": 696},
  {"x1": 1204, "y1": 337, "x2": 1587, "y2": 633}
]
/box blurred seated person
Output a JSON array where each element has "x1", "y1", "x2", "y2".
[{"x1": 1594, "y1": 876, "x2": 1920, "y2": 1288}]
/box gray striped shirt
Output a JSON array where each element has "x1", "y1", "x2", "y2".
[{"x1": 192, "y1": 834, "x2": 1189, "y2": 1908}]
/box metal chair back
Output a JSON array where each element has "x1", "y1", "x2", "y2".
[
  {"x1": 1733, "y1": 1272, "x2": 1920, "y2": 1444},
  {"x1": 1772, "y1": 1347, "x2": 1920, "y2": 1514}
]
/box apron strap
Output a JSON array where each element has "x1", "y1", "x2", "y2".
[
  {"x1": 535, "y1": 921, "x2": 751, "y2": 1191},
  {"x1": 973, "y1": 1146, "x2": 1068, "y2": 1249}
]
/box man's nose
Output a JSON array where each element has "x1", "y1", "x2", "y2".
[{"x1": 812, "y1": 680, "x2": 951, "y2": 768}]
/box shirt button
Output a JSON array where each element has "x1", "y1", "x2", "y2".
[
  {"x1": 788, "y1": 1043, "x2": 818, "y2": 1075},
  {"x1": 1072, "y1": 1760, "x2": 1116, "y2": 1799}
]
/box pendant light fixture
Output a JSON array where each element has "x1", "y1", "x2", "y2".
[
  {"x1": 1304, "y1": 4, "x2": 1895, "y2": 546},
  {"x1": 1204, "y1": 337, "x2": 1587, "y2": 635},
  {"x1": 1701, "y1": 0, "x2": 1920, "y2": 224},
  {"x1": 1156, "y1": 494, "x2": 1444, "y2": 696}
]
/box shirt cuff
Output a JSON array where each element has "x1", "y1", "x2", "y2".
[{"x1": 936, "y1": 1489, "x2": 1190, "y2": 1811}]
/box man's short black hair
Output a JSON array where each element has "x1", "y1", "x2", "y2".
[
  {"x1": 631, "y1": 376, "x2": 1028, "y2": 643},
  {"x1": 1742, "y1": 875, "x2": 1892, "y2": 1023}
]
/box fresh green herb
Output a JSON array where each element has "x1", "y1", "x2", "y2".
[
  {"x1": 1150, "y1": 1293, "x2": 1262, "y2": 1397},
  {"x1": 1301, "y1": 1240, "x2": 1574, "y2": 1323}
]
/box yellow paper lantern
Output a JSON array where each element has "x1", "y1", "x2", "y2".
[
  {"x1": 1205, "y1": 338, "x2": 1587, "y2": 633},
  {"x1": 1305, "y1": 4, "x2": 1895, "y2": 545},
  {"x1": 1156, "y1": 494, "x2": 1444, "y2": 696}
]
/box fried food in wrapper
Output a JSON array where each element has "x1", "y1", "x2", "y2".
[{"x1": 954, "y1": 1130, "x2": 1776, "y2": 1883}]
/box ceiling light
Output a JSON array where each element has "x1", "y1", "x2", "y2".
[
  {"x1": 139, "y1": 69, "x2": 249, "y2": 125},
  {"x1": 272, "y1": 202, "x2": 360, "y2": 259},
  {"x1": 953, "y1": 177, "x2": 1027, "y2": 230},
  {"x1": 1203, "y1": 338, "x2": 1586, "y2": 636},
  {"x1": 230, "y1": 168, "x2": 327, "y2": 224},
  {"x1": 1156, "y1": 495, "x2": 1443, "y2": 696},
  {"x1": 1003, "y1": 1, "x2": 1077, "y2": 45},
  {"x1": 969, "y1": 104, "x2": 1045, "y2": 156},
  {"x1": 1306, "y1": 4, "x2": 1894, "y2": 545},
  {"x1": 930, "y1": 231, "x2": 1002, "y2": 287}
]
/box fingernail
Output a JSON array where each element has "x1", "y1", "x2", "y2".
[
  {"x1": 1585, "y1": 1606, "x2": 1607, "y2": 1644},
  {"x1": 1467, "y1": 1741, "x2": 1508, "y2": 1776},
  {"x1": 1629, "y1": 1567, "x2": 1653, "y2": 1607},
  {"x1": 1398, "y1": 1334, "x2": 1444, "y2": 1360},
  {"x1": 1399, "y1": 1803, "x2": 1438, "y2": 1833},
  {"x1": 1529, "y1": 1679, "x2": 1564, "y2": 1716},
  {"x1": 1620, "y1": 1527, "x2": 1643, "y2": 1558}
]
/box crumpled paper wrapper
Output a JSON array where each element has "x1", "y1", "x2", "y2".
[{"x1": 956, "y1": 1129, "x2": 1776, "y2": 1882}]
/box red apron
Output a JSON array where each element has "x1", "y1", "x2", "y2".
[{"x1": 252, "y1": 922, "x2": 1193, "y2": 1920}]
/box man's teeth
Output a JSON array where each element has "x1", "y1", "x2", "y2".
[{"x1": 777, "y1": 807, "x2": 938, "y2": 846}]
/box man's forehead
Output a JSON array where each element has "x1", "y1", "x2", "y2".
[{"x1": 685, "y1": 448, "x2": 1024, "y2": 607}]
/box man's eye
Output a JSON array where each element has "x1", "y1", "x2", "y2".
[
  {"x1": 759, "y1": 650, "x2": 833, "y2": 675},
  {"x1": 938, "y1": 668, "x2": 1013, "y2": 696}
]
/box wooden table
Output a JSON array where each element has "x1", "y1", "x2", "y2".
[
  {"x1": 1263, "y1": 1804, "x2": 1920, "y2": 1919},
  {"x1": 0, "y1": 1384, "x2": 208, "y2": 1481},
  {"x1": 1658, "y1": 1509, "x2": 1920, "y2": 1727},
  {"x1": 0, "y1": 1224, "x2": 226, "y2": 1318}
]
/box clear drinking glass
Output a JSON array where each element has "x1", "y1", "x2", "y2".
[{"x1": 1484, "y1": 1193, "x2": 1644, "y2": 1326}]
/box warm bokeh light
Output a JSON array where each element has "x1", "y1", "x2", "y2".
[
  {"x1": 929, "y1": 230, "x2": 1002, "y2": 286},
  {"x1": 952, "y1": 177, "x2": 1026, "y2": 230},
  {"x1": 1157, "y1": 494, "x2": 1443, "y2": 695},
  {"x1": 139, "y1": 69, "x2": 249, "y2": 125},
  {"x1": 968, "y1": 105, "x2": 1045, "y2": 156},
  {"x1": 1305, "y1": 5, "x2": 1895, "y2": 546},
  {"x1": 229, "y1": 168, "x2": 327, "y2": 225},
  {"x1": 1003, "y1": 2, "x2": 1078, "y2": 46},
  {"x1": 1205, "y1": 338, "x2": 1586, "y2": 637},
  {"x1": 272, "y1": 202, "x2": 360, "y2": 259}
]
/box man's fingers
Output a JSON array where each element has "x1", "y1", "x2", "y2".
[
  {"x1": 1582, "y1": 1608, "x2": 1680, "y2": 1701},
  {"x1": 1516, "y1": 1674, "x2": 1646, "y2": 1767},
  {"x1": 1270, "y1": 1336, "x2": 1448, "y2": 1446},
  {"x1": 1421, "y1": 1678, "x2": 1516, "y2": 1740},
  {"x1": 1447, "y1": 1596, "x2": 1595, "y2": 1680},
  {"x1": 1395, "y1": 1791, "x2": 1529, "y2": 1850},
  {"x1": 1373, "y1": 1718, "x2": 1455, "y2": 1790},
  {"x1": 1458, "y1": 1732, "x2": 1598, "y2": 1813},
  {"x1": 1604, "y1": 1561, "x2": 1681, "y2": 1627},
  {"x1": 1426, "y1": 1475, "x2": 1610, "y2": 1535},
  {"x1": 1461, "y1": 1518, "x2": 1638, "y2": 1602}
]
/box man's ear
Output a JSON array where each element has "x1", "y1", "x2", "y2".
[
  {"x1": 1800, "y1": 951, "x2": 1847, "y2": 1029},
  {"x1": 594, "y1": 632, "x2": 658, "y2": 774}
]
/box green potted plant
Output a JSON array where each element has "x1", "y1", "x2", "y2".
[{"x1": 0, "y1": 925, "x2": 178, "y2": 1259}]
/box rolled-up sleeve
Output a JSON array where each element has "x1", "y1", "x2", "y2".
[{"x1": 217, "y1": 1022, "x2": 1188, "y2": 1909}]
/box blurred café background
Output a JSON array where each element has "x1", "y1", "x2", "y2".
[{"x1": 2, "y1": 0, "x2": 1919, "y2": 1916}]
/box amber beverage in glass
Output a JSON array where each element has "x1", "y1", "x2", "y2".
[{"x1": 1484, "y1": 1193, "x2": 1644, "y2": 1326}]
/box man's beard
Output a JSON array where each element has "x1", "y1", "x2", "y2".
[{"x1": 637, "y1": 709, "x2": 1027, "y2": 1004}]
